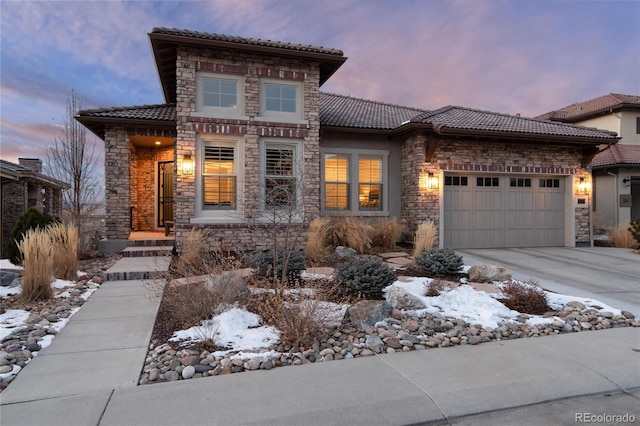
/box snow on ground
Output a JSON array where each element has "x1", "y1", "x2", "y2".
[
  {"x1": 0, "y1": 310, "x2": 30, "y2": 340},
  {"x1": 0, "y1": 259, "x2": 22, "y2": 270}
]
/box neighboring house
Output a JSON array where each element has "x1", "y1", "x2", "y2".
[
  {"x1": 537, "y1": 93, "x2": 640, "y2": 232},
  {"x1": 0, "y1": 158, "x2": 68, "y2": 257},
  {"x1": 76, "y1": 27, "x2": 618, "y2": 253}
]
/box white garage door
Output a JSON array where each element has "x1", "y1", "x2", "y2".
[{"x1": 443, "y1": 175, "x2": 565, "y2": 248}]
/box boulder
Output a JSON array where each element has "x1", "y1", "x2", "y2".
[
  {"x1": 334, "y1": 246, "x2": 357, "y2": 260},
  {"x1": 345, "y1": 300, "x2": 392, "y2": 327},
  {"x1": 385, "y1": 286, "x2": 426, "y2": 310},
  {"x1": 0, "y1": 271, "x2": 20, "y2": 287},
  {"x1": 468, "y1": 264, "x2": 511, "y2": 282}
]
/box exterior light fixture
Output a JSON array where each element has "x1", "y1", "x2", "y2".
[
  {"x1": 577, "y1": 176, "x2": 590, "y2": 194},
  {"x1": 182, "y1": 154, "x2": 194, "y2": 175},
  {"x1": 155, "y1": 140, "x2": 161, "y2": 145},
  {"x1": 427, "y1": 172, "x2": 439, "y2": 190}
]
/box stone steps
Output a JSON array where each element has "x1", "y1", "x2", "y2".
[
  {"x1": 122, "y1": 246, "x2": 174, "y2": 257},
  {"x1": 104, "y1": 238, "x2": 174, "y2": 281}
]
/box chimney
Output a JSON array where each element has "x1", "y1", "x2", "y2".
[{"x1": 18, "y1": 158, "x2": 43, "y2": 173}]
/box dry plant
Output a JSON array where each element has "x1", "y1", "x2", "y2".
[
  {"x1": 48, "y1": 222, "x2": 79, "y2": 280},
  {"x1": 246, "y1": 278, "x2": 345, "y2": 347},
  {"x1": 414, "y1": 220, "x2": 437, "y2": 256},
  {"x1": 324, "y1": 217, "x2": 373, "y2": 254},
  {"x1": 424, "y1": 278, "x2": 446, "y2": 297},
  {"x1": 606, "y1": 222, "x2": 640, "y2": 249},
  {"x1": 369, "y1": 217, "x2": 404, "y2": 250},
  {"x1": 304, "y1": 217, "x2": 332, "y2": 263},
  {"x1": 172, "y1": 228, "x2": 244, "y2": 278},
  {"x1": 500, "y1": 280, "x2": 550, "y2": 315},
  {"x1": 18, "y1": 228, "x2": 54, "y2": 303}
]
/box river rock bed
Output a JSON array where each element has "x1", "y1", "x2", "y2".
[{"x1": 139, "y1": 303, "x2": 638, "y2": 385}]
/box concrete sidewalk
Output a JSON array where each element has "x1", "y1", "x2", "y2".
[{"x1": 1, "y1": 270, "x2": 639, "y2": 425}]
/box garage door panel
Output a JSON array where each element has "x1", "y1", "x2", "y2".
[{"x1": 444, "y1": 174, "x2": 566, "y2": 249}]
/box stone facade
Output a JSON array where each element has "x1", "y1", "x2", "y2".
[{"x1": 104, "y1": 127, "x2": 131, "y2": 239}]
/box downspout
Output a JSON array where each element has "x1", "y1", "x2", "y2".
[{"x1": 606, "y1": 171, "x2": 619, "y2": 227}]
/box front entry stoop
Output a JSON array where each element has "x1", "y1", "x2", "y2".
[{"x1": 105, "y1": 238, "x2": 173, "y2": 281}]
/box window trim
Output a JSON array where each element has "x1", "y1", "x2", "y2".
[
  {"x1": 256, "y1": 78, "x2": 306, "y2": 124},
  {"x1": 321, "y1": 148, "x2": 389, "y2": 216},
  {"x1": 260, "y1": 139, "x2": 304, "y2": 214},
  {"x1": 192, "y1": 72, "x2": 248, "y2": 120},
  {"x1": 193, "y1": 135, "x2": 244, "y2": 222}
]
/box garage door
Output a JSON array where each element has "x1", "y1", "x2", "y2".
[{"x1": 443, "y1": 175, "x2": 565, "y2": 248}]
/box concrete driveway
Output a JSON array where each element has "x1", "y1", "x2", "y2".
[{"x1": 458, "y1": 247, "x2": 640, "y2": 315}]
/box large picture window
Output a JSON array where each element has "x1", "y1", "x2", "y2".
[
  {"x1": 322, "y1": 149, "x2": 388, "y2": 214},
  {"x1": 202, "y1": 143, "x2": 236, "y2": 210}
]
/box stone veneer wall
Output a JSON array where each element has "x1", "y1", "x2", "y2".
[
  {"x1": 402, "y1": 133, "x2": 592, "y2": 246},
  {"x1": 173, "y1": 46, "x2": 321, "y2": 252},
  {"x1": 104, "y1": 126, "x2": 131, "y2": 239}
]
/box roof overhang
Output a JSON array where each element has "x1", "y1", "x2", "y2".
[
  {"x1": 75, "y1": 115, "x2": 176, "y2": 140},
  {"x1": 149, "y1": 31, "x2": 348, "y2": 104}
]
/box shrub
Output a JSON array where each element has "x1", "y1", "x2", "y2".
[
  {"x1": 18, "y1": 228, "x2": 53, "y2": 303},
  {"x1": 335, "y1": 256, "x2": 397, "y2": 299},
  {"x1": 370, "y1": 217, "x2": 404, "y2": 250},
  {"x1": 607, "y1": 222, "x2": 639, "y2": 249},
  {"x1": 413, "y1": 220, "x2": 437, "y2": 257},
  {"x1": 252, "y1": 249, "x2": 306, "y2": 284},
  {"x1": 7, "y1": 207, "x2": 60, "y2": 264},
  {"x1": 500, "y1": 280, "x2": 550, "y2": 315},
  {"x1": 48, "y1": 223, "x2": 79, "y2": 280},
  {"x1": 304, "y1": 217, "x2": 332, "y2": 263},
  {"x1": 324, "y1": 217, "x2": 373, "y2": 254},
  {"x1": 172, "y1": 229, "x2": 244, "y2": 278},
  {"x1": 424, "y1": 278, "x2": 446, "y2": 297},
  {"x1": 414, "y1": 247, "x2": 463, "y2": 276},
  {"x1": 631, "y1": 217, "x2": 640, "y2": 247}
]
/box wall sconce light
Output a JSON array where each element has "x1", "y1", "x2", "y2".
[
  {"x1": 419, "y1": 172, "x2": 439, "y2": 190},
  {"x1": 577, "y1": 176, "x2": 590, "y2": 194},
  {"x1": 182, "y1": 154, "x2": 194, "y2": 175}
]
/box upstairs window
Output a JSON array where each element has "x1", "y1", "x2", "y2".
[
  {"x1": 202, "y1": 143, "x2": 236, "y2": 210},
  {"x1": 196, "y1": 72, "x2": 244, "y2": 117},
  {"x1": 260, "y1": 79, "x2": 303, "y2": 122}
]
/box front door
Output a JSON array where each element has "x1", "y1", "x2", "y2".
[{"x1": 158, "y1": 161, "x2": 174, "y2": 227}]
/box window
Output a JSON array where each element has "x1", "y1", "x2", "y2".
[
  {"x1": 324, "y1": 154, "x2": 350, "y2": 210},
  {"x1": 358, "y1": 156, "x2": 383, "y2": 211},
  {"x1": 539, "y1": 178, "x2": 560, "y2": 188},
  {"x1": 195, "y1": 72, "x2": 245, "y2": 118},
  {"x1": 322, "y1": 149, "x2": 388, "y2": 214},
  {"x1": 636, "y1": 117, "x2": 640, "y2": 134},
  {"x1": 202, "y1": 142, "x2": 236, "y2": 210},
  {"x1": 444, "y1": 176, "x2": 468, "y2": 186},
  {"x1": 259, "y1": 79, "x2": 303, "y2": 121},
  {"x1": 264, "y1": 143, "x2": 297, "y2": 208},
  {"x1": 510, "y1": 178, "x2": 532, "y2": 187},
  {"x1": 477, "y1": 177, "x2": 499, "y2": 187}
]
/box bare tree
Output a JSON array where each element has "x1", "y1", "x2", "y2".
[{"x1": 46, "y1": 90, "x2": 100, "y2": 252}]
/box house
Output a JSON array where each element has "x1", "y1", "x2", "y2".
[
  {"x1": 0, "y1": 158, "x2": 68, "y2": 257},
  {"x1": 76, "y1": 27, "x2": 618, "y2": 254},
  {"x1": 536, "y1": 93, "x2": 640, "y2": 233}
]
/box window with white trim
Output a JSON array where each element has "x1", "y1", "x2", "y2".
[
  {"x1": 259, "y1": 79, "x2": 303, "y2": 121},
  {"x1": 261, "y1": 140, "x2": 302, "y2": 210},
  {"x1": 322, "y1": 149, "x2": 388, "y2": 214},
  {"x1": 202, "y1": 142, "x2": 237, "y2": 210},
  {"x1": 195, "y1": 72, "x2": 244, "y2": 117}
]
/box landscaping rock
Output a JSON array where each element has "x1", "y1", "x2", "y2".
[
  {"x1": 346, "y1": 300, "x2": 392, "y2": 327},
  {"x1": 385, "y1": 286, "x2": 426, "y2": 310},
  {"x1": 468, "y1": 264, "x2": 511, "y2": 282},
  {"x1": 0, "y1": 271, "x2": 20, "y2": 287},
  {"x1": 334, "y1": 246, "x2": 357, "y2": 260}
]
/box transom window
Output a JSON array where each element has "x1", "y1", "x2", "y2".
[
  {"x1": 445, "y1": 176, "x2": 468, "y2": 186},
  {"x1": 540, "y1": 178, "x2": 560, "y2": 188},
  {"x1": 264, "y1": 144, "x2": 296, "y2": 208},
  {"x1": 510, "y1": 178, "x2": 532, "y2": 187},
  {"x1": 202, "y1": 77, "x2": 237, "y2": 108},
  {"x1": 322, "y1": 150, "x2": 387, "y2": 214},
  {"x1": 202, "y1": 143, "x2": 236, "y2": 210},
  {"x1": 477, "y1": 177, "x2": 499, "y2": 187}
]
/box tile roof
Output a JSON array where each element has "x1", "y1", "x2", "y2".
[
  {"x1": 536, "y1": 93, "x2": 640, "y2": 122},
  {"x1": 76, "y1": 104, "x2": 176, "y2": 121},
  {"x1": 591, "y1": 144, "x2": 640, "y2": 168},
  {"x1": 151, "y1": 27, "x2": 344, "y2": 57},
  {"x1": 0, "y1": 159, "x2": 69, "y2": 188},
  {"x1": 319, "y1": 92, "x2": 427, "y2": 130},
  {"x1": 411, "y1": 106, "x2": 618, "y2": 140}
]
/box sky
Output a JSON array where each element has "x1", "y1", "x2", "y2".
[{"x1": 1, "y1": 0, "x2": 639, "y2": 168}]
